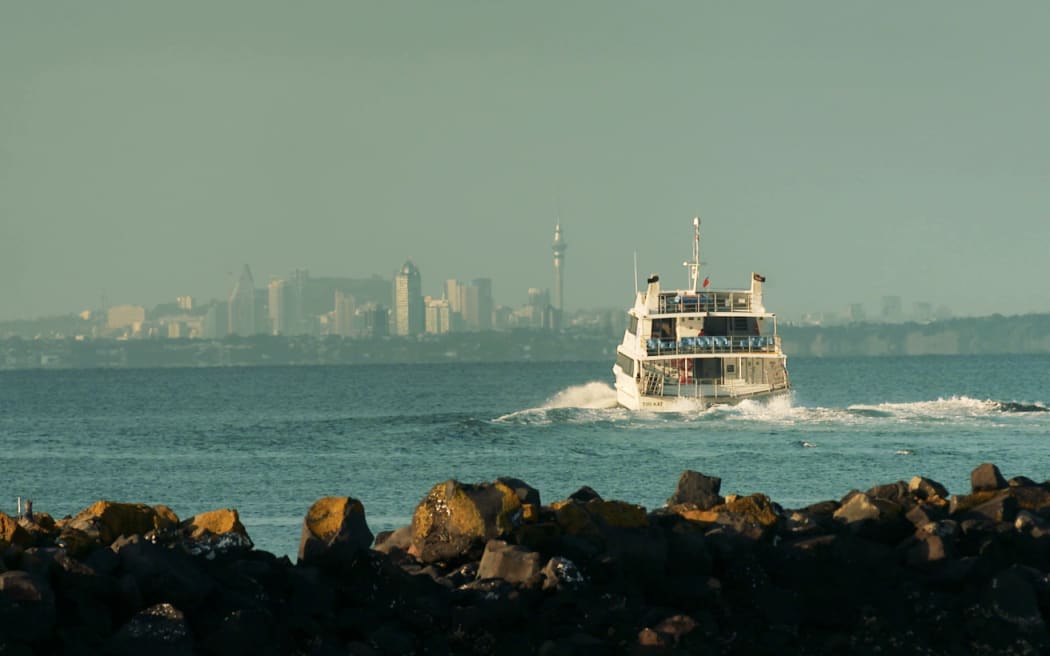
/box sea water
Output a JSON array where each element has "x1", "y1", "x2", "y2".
[{"x1": 1, "y1": 355, "x2": 1048, "y2": 558}]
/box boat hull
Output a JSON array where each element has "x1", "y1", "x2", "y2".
[{"x1": 614, "y1": 365, "x2": 788, "y2": 412}]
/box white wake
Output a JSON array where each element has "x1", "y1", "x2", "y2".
[
  {"x1": 543, "y1": 381, "x2": 620, "y2": 410},
  {"x1": 494, "y1": 381, "x2": 620, "y2": 423},
  {"x1": 848, "y1": 396, "x2": 1002, "y2": 419}
]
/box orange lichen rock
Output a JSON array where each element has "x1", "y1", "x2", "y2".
[
  {"x1": 410, "y1": 480, "x2": 524, "y2": 563},
  {"x1": 298, "y1": 496, "x2": 373, "y2": 565},
  {"x1": 182, "y1": 508, "x2": 247, "y2": 540},
  {"x1": 0, "y1": 512, "x2": 31, "y2": 550}
]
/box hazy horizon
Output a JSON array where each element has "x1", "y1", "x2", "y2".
[{"x1": 3, "y1": 2, "x2": 1048, "y2": 322}]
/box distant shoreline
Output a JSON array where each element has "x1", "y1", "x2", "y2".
[{"x1": 2, "y1": 313, "x2": 1049, "y2": 370}]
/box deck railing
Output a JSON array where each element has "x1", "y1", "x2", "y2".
[
  {"x1": 644, "y1": 335, "x2": 780, "y2": 357},
  {"x1": 657, "y1": 291, "x2": 752, "y2": 314}
]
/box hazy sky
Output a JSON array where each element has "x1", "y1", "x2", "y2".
[{"x1": 2, "y1": 1, "x2": 1048, "y2": 321}]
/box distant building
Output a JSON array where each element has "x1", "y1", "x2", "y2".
[
  {"x1": 355, "y1": 303, "x2": 389, "y2": 338},
  {"x1": 268, "y1": 278, "x2": 288, "y2": 335},
  {"x1": 881, "y1": 295, "x2": 903, "y2": 323},
  {"x1": 913, "y1": 302, "x2": 934, "y2": 323},
  {"x1": 203, "y1": 302, "x2": 228, "y2": 339},
  {"x1": 492, "y1": 305, "x2": 513, "y2": 331},
  {"x1": 107, "y1": 305, "x2": 146, "y2": 332},
  {"x1": 304, "y1": 276, "x2": 391, "y2": 316},
  {"x1": 445, "y1": 279, "x2": 462, "y2": 315},
  {"x1": 267, "y1": 269, "x2": 309, "y2": 335},
  {"x1": 228, "y1": 264, "x2": 257, "y2": 336},
  {"x1": 848, "y1": 304, "x2": 866, "y2": 322},
  {"x1": 333, "y1": 291, "x2": 356, "y2": 338},
  {"x1": 516, "y1": 288, "x2": 553, "y2": 330},
  {"x1": 176, "y1": 296, "x2": 194, "y2": 311},
  {"x1": 472, "y1": 278, "x2": 493, "y2": 331},
  {"x1": 425, "y1": 297, "x2": 452, "y2": 334},
  {"x1": 393, "y1": 261, "x2": 424, "y2": 336},
  {"x1": 444, "y1": 278, "x2": 493, "y2": 331}
]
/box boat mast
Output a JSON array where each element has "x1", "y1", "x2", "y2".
[{"x1": 684, "y1": 217, "x2": 701, "y2": 293}]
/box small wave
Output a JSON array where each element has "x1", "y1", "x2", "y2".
[
  {"x1": 847, "y1": 407, "x2": 894, "y2": 419},
  {"x1": 994, "y1": 401, "x2": 1050, "y2": 413}
]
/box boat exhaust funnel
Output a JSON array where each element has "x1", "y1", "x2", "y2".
[
  {"x1": 645, "y1": 274, "x2": 661, "y2": 311},
  {"x1": 751, "y1": 272, "x2": 766, "y2": 313}
]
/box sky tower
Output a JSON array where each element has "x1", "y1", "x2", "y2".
[{"x1": 552, "y1": 223, "x2": 567, "y2": 320}]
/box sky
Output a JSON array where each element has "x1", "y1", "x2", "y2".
[{"x1": 2, "y1": 1, "x2": 1049, "y2": 322}]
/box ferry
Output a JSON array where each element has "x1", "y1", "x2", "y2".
[{"x1": 613, "y1": 218, "x2": 790, "y2": 411}]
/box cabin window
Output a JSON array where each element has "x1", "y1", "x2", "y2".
[
  {"x1": 732, "y1": 317, "x2": 750, "y2": 333},
  {"x1": 697, "y1": 358, "x2": 721, "y2": 380},
  {"x1": 704, "y1": 317, "x2": 727, "y2": 336},
  {"x1": 651, "y1": 318, "x2": 676, "y2": 340},
  {"x1": 726, "y1": 363, "x2": 736, "y2": 374},
  {"x1": 627, "y1": 315, "x2": 638, "y2": 335},
  {"x1": 616, "y1": 352, "x2": 635, "y2": 376}
]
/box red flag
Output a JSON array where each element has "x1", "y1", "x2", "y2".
[{"x1": 702, "y1": 276, "x2": 710, "y2": 288}]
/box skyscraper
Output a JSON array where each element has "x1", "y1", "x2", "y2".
[
  {"x1": 472, "y1": 278, "x2": 493, "y2": 331},
  {"x1": 425, "y1": 296, "x2": 451, "y2": 334},
  {"x1": 268, "y1": 278, "x2": 289, "y2": 335},
  {"x1": 393, "y1": 260, "x2": 424, "y2": 336},
  {"x1": 552, "y1": 224, "x2": 567, "y2": 330},
  {"x1": 333, "y1": 291, "x2": 356, "y2": 337},
  {"x1": 227, "y1": 264, "x2": 257, "y2": 336}
]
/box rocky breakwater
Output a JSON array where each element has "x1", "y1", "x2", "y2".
[{"x1": 4, "y1": 464, "x2": 1050, "y2": 654}]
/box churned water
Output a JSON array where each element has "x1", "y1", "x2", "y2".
[{"x1": 1, "y1": 355, "x2": 1048, "y2": 558}]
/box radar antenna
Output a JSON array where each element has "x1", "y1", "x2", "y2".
[{"x1": 683, "y1": 217, "x2": 702, "y2": 292}]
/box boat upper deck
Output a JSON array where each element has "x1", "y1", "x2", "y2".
[{"x1": 653, "y1": 290, "x2": 757, "y2": 315}]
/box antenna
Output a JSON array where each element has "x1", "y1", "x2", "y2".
[{"x1": 633, "y1": 251, "x2": 639, "y2": 295}]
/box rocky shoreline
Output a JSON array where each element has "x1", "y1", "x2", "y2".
[{"x1": 3, "y1": 463, "x2": 1050, "y2": 654}]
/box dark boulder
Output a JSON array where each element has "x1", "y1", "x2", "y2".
[
  {"x1": 107, "y1": 603, "x2": 193, "y2": 656},
  {"x1": 496, "y1": 477, "x2": 542, "y2": 506},
  {"x1": 904, "y1": 533, "x2": 953, "y2": 566},
  {"x1": 298, "y1": 497, "x2": 373, "y2": 566},
  {"x1": 540, "y1": 556, "x2": 585, "y2": 591},
  {"x1": 950, "y1": 491, "x2": 1018, "y2": 524},
  {"x1": 985, "y1": 566, "x2": 1046, "y2": 633},
  {"x1": 567, "y1": 486, "x2": 603, "y2": 503},
  {"x1": 909, "y1": 475, "x2": 950, "y2": 500},
  {"x1": 372, "y1": 525, "x2": 412, "y2": 560},
  {"x1": 637, "y1": 613, "x2": 700, "y2": 650},
  {"x1": 866, "y1": 480, "x2": 909, "y2": 503},
  {"x1": 666, "y1": 470, "x2": 723, "y2": 509},
  {"x1": 904, "y1": 502, "x2": 949, "y2": 528},
  {"x1": 113, "y1": 536, "x2": 214, "y2": 611},
  {"x1": 971, "y1": 463, "x2": 1008, "y2": 494},
  {"x1": 477, "y1": 539, "x2": 543, "y2": 587},
  {"x1": 0, "y1": 571, "x2": 56, "y2": 645},
  {"x1": 200, "y1": 607, "x2": 281, "y2": 656}
]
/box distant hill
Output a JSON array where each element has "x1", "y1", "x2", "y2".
[{"x1": 781, "y1": 314, "x2": 1050, "y2": 356}]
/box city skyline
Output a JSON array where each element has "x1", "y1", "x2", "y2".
[{"x1": 3, "y1": 3, "x2": 1049, "y2": 322}]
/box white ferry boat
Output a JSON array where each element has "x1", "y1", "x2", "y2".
[{"x1": 613, "y1": 218, "x2": 790, "y2": 411}]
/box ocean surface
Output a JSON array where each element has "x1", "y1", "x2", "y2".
[{"x1": 2, "y1": 355, "x2": 1048, "y2": 558}]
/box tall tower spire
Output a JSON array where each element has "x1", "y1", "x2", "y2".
[{"x1": 552, "y1": 223, "x2": 567, "y2": 323}]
